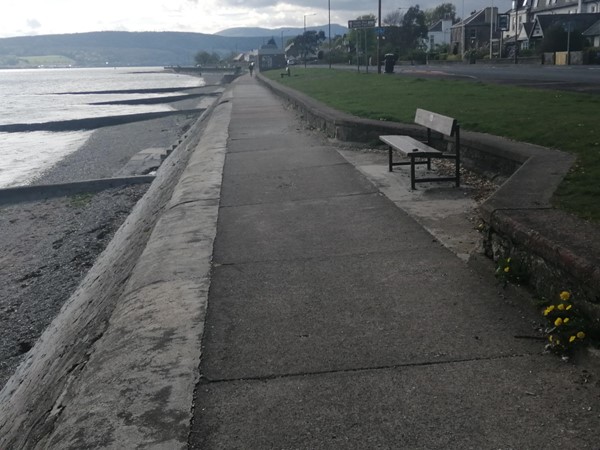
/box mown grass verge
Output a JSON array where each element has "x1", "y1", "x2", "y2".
[{"x1": 264, "y1": 68, "x2": 600, "y2": 221}]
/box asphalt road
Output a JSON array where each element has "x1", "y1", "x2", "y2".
[{"x1": 322, "y1": 63, "x2": 600, "y2": 93}]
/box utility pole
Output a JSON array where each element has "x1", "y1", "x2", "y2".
[
  {"x1": 328, "y1": 0, "x2": 332, "y2": 69},
  {"x1": 489, "y1": 1, "x2": 494, "y2": 59},
  {"x1": 514, "y1": 1, "x2": 519, "y2": 64},
  {"x1": 377, "y1": 0, "x2": 382, "y2": 73}
]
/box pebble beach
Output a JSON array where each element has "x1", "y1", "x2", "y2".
[{"x1": 0, "y1": 77, "x2": 223, "y2": 388}]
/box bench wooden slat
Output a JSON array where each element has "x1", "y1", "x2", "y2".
[
  {"x1": 379, "y1": 135, "x2": 442, "y2": 157},
  {"x1": 414, "y1": 108, "x2": 456, "y2": 136}
]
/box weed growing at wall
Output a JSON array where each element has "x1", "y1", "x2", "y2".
[
  {"x1": 543, "y1": 290, "x2": 587, "y2": 356},
  {"x1": 495, "y1": 256, "x2": 529, "y2": 287}
]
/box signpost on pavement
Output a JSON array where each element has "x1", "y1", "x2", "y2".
[
  {"x1": 348, "y1": 19, "x2": 376, "y2": 29},
  {"x1": 348, "y1": 19, "x2": 376, "y2": 74}
]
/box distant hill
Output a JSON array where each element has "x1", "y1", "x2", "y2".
[
  {"x1": 216, "y1": 24, "x2": 348, "y2": 38},
  {"x1": 0, "y1": 31, "x2": 276, "y2": 68}
]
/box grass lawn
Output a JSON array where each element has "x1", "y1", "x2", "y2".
[{"x1": 264, "y1": 68, "x2": 600, "y2": 222}]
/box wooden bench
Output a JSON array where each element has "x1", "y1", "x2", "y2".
[{"x1": 380, "y1": 109, "x2": 460, "y2": 190}]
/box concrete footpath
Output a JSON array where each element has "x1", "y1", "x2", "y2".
[
  {"x1": 1, "y1": 75, "x2": 599, "y2": 449},
  {"x1": 188, "y1": 76, "x2": 600, "y2": 448}
]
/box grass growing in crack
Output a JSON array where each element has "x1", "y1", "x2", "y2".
[{"x1": 69, "y1": 193, "x2": 94, "y2": 208}]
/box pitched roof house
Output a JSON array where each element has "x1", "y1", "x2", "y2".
[
  {"x1": 530, "y1": 12, "x2": 600, "y2": 42},
  {"x1": 503, "y1": 0, "x2": 600, "y2": 51},
  {"x1": 582, "y1": 19, "x2": 600, "y2": 46},
  {"x1": 427, "y1": 19, "x2": 453, "y2": 51},
  {"x1": 450, "y1": 8, "x2": 500, "y2": 56}
]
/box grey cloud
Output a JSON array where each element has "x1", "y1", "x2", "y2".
[
  {"x1": 27, "y1": 19, "x2": 42, "y2": 29},
  {"x1": 219, "y1": 0, "x2": 508, "y2": 17},
  {"x1": 220, "y1": 0, "x2": 367, "y2": 11}
]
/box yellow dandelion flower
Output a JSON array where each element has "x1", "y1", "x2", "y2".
[
  {"x1": 554, "y1": 318, "x2": 563, "y2": 327},
  {"x1": 507, "y1": 258, "x2": 512, "y2": 263},
  {"x1": 557, "y1": 304, "x2": 565, "y2": 310},
  {"x1": 577, "y1": 331, "x2": 586, "y2": 339},
  {"x1": 504, "y1": 266, "x2": 510, "y2": 273},
  {"x1": 548, "y1": 335, "x2": 554, "y2": 342},
  {"x1": 560, "y1": 291, "x2": 571, "y2": 301},
  {"x1": 569, "y1": 336, "x2": 576, "y2": 343},
  {"x1": 555, "y1": 339, "x2": 560, "y2": 345},
  {"x1": 564, "y1": 318, "x2": 570, "y2": 324},
  {"x1": 566, "y1": 304, "x2": 572, "y2": 310},
  {"x1": 543, "y1": 305, "x2": 555, "y2": 316}
]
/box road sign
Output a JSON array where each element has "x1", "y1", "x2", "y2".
[
  {"x1": 376, "y1": 27, "x2": 385, "y2": 36},
  {"x1": 498, "y1": 14, "x2": 509, "y2": 31},
  {"x1": 348, "y1": 19, "x2": 376, "y2": 29}
]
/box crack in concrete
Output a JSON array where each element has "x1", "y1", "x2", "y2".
[
  {"x1": 167, "y1": 198, "x2": 220, "y2": 211},
  {"x1": 198, "y1": 352, "x2": 534, "y2": 385},
  {"x1": 218, "y1": 191, "x2": 380, "y2": 210},
  {"x1": 213, "y1": 245, "x2": 449, "y2": 268}
]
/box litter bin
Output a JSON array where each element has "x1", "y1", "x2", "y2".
[{"x1": 384, "y1": 53, "x2": 396, "y2": 74}]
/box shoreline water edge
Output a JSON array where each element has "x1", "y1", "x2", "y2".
[{"x1": 0, "y1": 71, "x2": 226, "y2": 388}]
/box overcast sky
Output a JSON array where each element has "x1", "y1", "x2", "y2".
[{"x1": 1, "y1": 0, "x2": 511, "y2": 38}]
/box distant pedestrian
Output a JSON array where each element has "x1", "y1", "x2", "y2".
[{"x1": 249, "y1": 62, "x2": 254, "y2": 77}]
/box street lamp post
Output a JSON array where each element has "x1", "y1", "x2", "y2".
[{"x1": 303, "y1": 13, "x2": 316, "y2": 68}]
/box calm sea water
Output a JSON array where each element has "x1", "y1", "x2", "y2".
[{"x1": 0, "y1": 67, "x2": 205, "y2": 188}]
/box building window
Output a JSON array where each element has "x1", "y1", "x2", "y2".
[
  {"x1": 591, "y1": 5, "x2": 597, "y2": 12},
  {"x1": 534, "y1": 0, "x2": 539, "y2": 6}
]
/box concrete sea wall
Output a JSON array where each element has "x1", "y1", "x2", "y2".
[{"x1": 0, "y1": 87, "x2": 232, "y2": 449}]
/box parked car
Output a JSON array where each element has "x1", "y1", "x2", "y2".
[{"x1": 287, "y1": 58, "x2": 297, "y2": 65}]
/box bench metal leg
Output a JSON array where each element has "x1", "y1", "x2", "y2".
[{"x1": 388, "y1": 146, "x2": 393, "y2": 172}]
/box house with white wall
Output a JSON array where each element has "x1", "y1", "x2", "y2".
[
  {"x1": 427, "y1": 19, "x2": 453, "y2": 51},
  {"x1": 503, "y1": 0, "x2": 600, "y2": 51}
]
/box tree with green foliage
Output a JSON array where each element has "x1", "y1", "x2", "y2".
[
  {"x1": 194, "y1": 51, "x2": 220, "y2": 66},
  {"x1": 383, "y1": 10, "x2": 403, "y2": 26},
  {"x1": 400, "y1": 6, "x2": 428, "y2": 50},
  {"x1": 289, "y1": 30, "x2": 326, "y2": 63},
  {"x1": 380, "y1": 6, "x2": 428, "y2": 59},
  {"x1": 424, "y1": 3, "x2": 457, "y2": 27},
  {"x1": 540, "y1": 24, "x2": 585, "y2": 52},
  {"x1": 324, "y1": 34, "x2": 351, "y2": 64}
]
